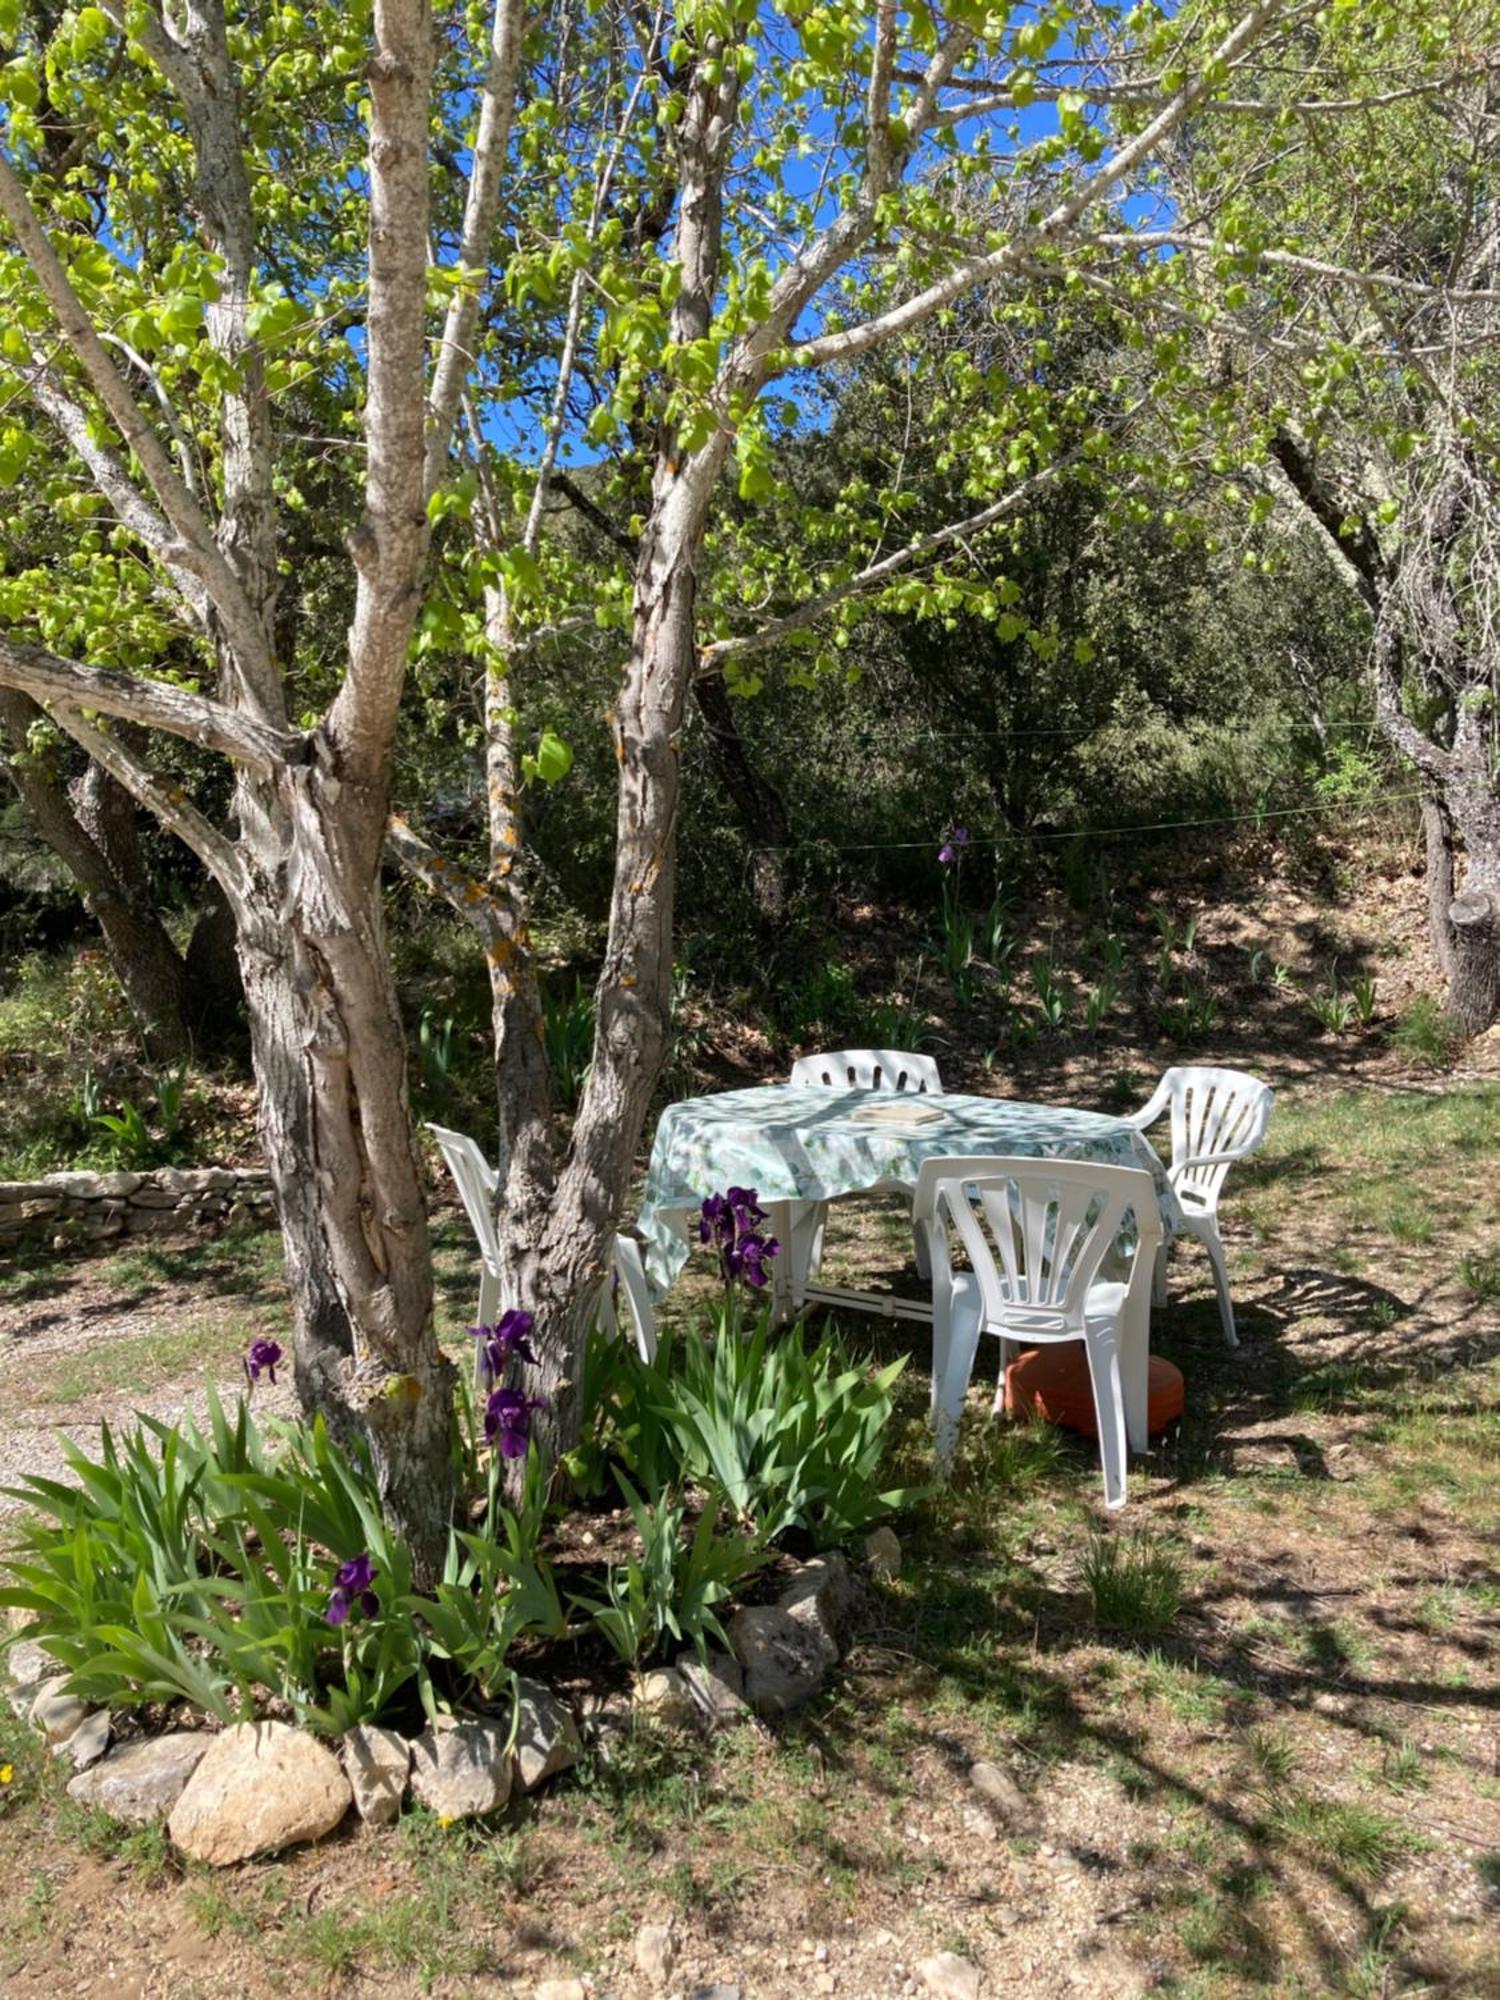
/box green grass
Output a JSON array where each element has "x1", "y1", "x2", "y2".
[
  {"x1": 1268, "y1": 1797, "x2": 1414, "y2": 1883},
  {"x1": 17, "y1": 1320, "x2": 256, "y2": 1406},
  {"x1": 1082, "y1": 1531, "x2": 1187, "y2": 1633}
]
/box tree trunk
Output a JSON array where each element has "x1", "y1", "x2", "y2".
[
  {"x1": 693, "y1": 668, "x2": 792, "y2": 917},
  {"x1": 1421, "y1": 792, "x2": 1457, "y2": 979},
  {"x1": 1444, "y1": 771, "x2": 1500, "y2": 1037},
  {"x1": 184, "y1": 878, "x2": 246, "y2": 1047},
  {"x1": 0, "y1": 688, "x2": 193, "y2": 1061},
  {"x1": 235, "y1": 759, "x2": 454, "y2": 1582}
]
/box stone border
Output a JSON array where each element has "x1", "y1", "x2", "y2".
[
  {"x1": 3, "y1": 1544, "x2": 892, "y2": 1865},
  {"x1": 0, "y1": 1165, "x2": 277, "y2": 1245}
]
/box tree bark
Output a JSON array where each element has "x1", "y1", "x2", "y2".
[
  {"x1": 1421, "y1": 792, "x2": 1457, "y2": 978},
  {"x1": 0, "y1": 688, "x2": 193, "y2": 1061}
]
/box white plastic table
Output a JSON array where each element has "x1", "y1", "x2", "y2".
[{"x1": 637, "y1": 1085, "x2": 1183, "y2": 1452}]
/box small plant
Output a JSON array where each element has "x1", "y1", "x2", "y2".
[
  {"x1": 1083, "y1": 976, "x2": 1117, "y2": 1035},
  {"x1": 1270, "y1": 961, "x2": 1294, "y2": 992},
  {"x1": 543, "y1": 975, "x2": 594, "y2": 1108},
  {"x1": 1082, "y1": 1531, "x2": 1186, "y2": 1633},
  {"x1": 1390, "y1": 993, "x2": 1458, "y2": 1069},
  {"x1": 1457, "y1": 1249, "x2": 1500, "y2": 1301},
  {"x1": 1350, "y1": 974, "x2": 1378, "y2": 1027},
  {"x1": 90, "y1": 1092, "x2": 154, "y2": 1165},
  {"x1": 416, "y1": 1006, "x2": 456, "y2": 1105},
  {"x1": 568, "y1": 1478, "x2": 767, "y2": 1670},
  {"x1": 1030, "y1": 958, "x2": 1069, "y2": 1032},
  {"x1": 1308, "y1": 965, "x2": 1357, "y2": 1035}
]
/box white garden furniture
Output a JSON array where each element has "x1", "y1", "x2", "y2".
[
  {"x1": 911, "y1": 1156, "x2": 1163, "y2": 1506},
  {"x1": 1125, "y1": 1065, "x2": 1273, "y2": 1347},
  {"x1": 776, "y1": 1049, "x2": 945, "y2": 1305},
  {"x1": 427, "y1": 1123, "x2": 656, "y2": 1364}
]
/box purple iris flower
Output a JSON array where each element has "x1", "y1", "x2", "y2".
[
  {"x1": 698, "y1": 1186, "x2": 780, "y2": 1289},
  {"x1": 326, "y1": 1552, "x2": 379, "y2": 1627},
  {"x1": 938, "y1": 825, "x2": 970, "y2": 866},
  {"x1": 244, "y1": 1337, "x2": 283, "y2": 1388},
  {"x1": 484, "y1": 1385, "x2": 547, "y2": 1459},
  {"x1": 470, "y1": 1308, "x2": 537, "y2": 1387}
]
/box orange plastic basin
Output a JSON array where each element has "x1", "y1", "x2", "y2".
[{"x1": 1004, "y1": 1345, "x2": 1184, "y2": 1438}]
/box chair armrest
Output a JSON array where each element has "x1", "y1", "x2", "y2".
[
  {"x1": 1124, "y1": 1074, "x2": 1174, "y2": 1132},
  {"x1": 1175, "y1": 1143, "x2": 1260, "y2": 1173}
]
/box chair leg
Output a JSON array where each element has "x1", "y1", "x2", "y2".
[
  {"x1": 476, "y1": 1265, "x2": 500, "y2": 1331},
  {"x1": 932, "y1": 1309, "x2": 983, "y2": 1476},
  {"x1": 1199, "y1": 1221, "x2": 1238, "y2": 1348},
  {"x1": 1081, "y1": 1322, "x2": 1129, "y2": 1510},
  {"x1": 1152, "y1": 1241, "x2": 1169, "y2": 1307}
]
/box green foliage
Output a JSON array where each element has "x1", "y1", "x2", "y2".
[
  {"x1": 542, "y1": 975, "x2": 594, "y2": 1111},
  {"x1": 1082, "y1": 1532, "x2": 1186, "y2": 1634},
  {"x1": 0, "y1": 1388, "x2": 558, "y2": 1735},
  {"x1": 567, "y1": 1477, "x2": 767, "y2": 1670},
  {"x1": 585, "y1": 1315, "x2": 912, "y2": 1550},
  {"x1": 1390, "y1": 994, "x2": 1457, "y2": 1069}
]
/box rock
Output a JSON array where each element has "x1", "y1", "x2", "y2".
[
  {"x1": 864, "y1": 1525, "x2": 902, "y2": 1579},
  {"x1": 128, "y1": 1186, "x2": 181, "y2": 1208},
  {"x1": 94, "y1": 1171, "x2": 142, "y2": 1197},
  {"x1": 727, "y1": 1605, "x2": 828, "y2": 1715},
  {"x1": 408, "y1": 1715, "x2": 513, "y2": 1820},
  {"x1": 533, "y1": 1982, "x2": 587, "y2": 2000},
  {"x1": 918, "y1": 1952, "x2": 982, "y2": 2000},
  {"x1": 635, "y1": 1920, "x2": 676, "y2": 1985},
  {"x1": 677, "y1": 1649, "x2": 748, "y2": 1731},
  {"x1": 67, "y1": 1732, "x2": 208, "y2": 1823},
  {"x1": 54, "y1": 1709, "x2": 110, "y2": 1770},
  {"x1": 4, "y1": 1637, "x2": 50, "y2": 1718},
  {"x1": 634, "y1": 1667, "x2": 700, "y2": 1731},
  {"x1": 168, "y1": 1721, "x2": 351, "y2": 1864},
  {"x1": 30, "y1": 1675, "x2": 88, "y2": 1745},
  {"x1": 777, "y1": 1552, "x2": 859, "y2": 1666},
  {"x1": 960, "y1": 1804, "x2": 998, "y2": 1841},
  {"x1": 968, "y1": 1760, "x2": 1026, "y2": 1821},
  {"x1": 511, "y1": 1678, "x2": 581, "y2": 1792},
  {"x1": 689, "y1": 1987, "x2": 741, "y2": 2000},
  {"x1": 45, "y1": 1171, "x2": 107, "y2": 1195},
  {"x1": 342, "y1": 1724, "x2": 410, "y2": 1826}
]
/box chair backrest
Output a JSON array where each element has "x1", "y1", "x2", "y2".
[
  {"x1": 607, "y1": 1234, "x2": 658, "y2": 1363},
  {"x1": 913, "y1": 1156, "x2": 1160, "y2": 1337},
  {"x1": 427, "y1": 1123, "x2": 501, "y2": 1271},
  {"x1": 1157, "y1": 1068, "x2": 1273, "y2": 1208},
  {"x1": 790, "y1": 1048, "x2": 943, "y2": 1093}
]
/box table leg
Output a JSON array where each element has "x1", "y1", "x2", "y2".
[
  {"x1": 766, "y1": 1202, "x2": 797, "y2": 1326},
  {"x1": 1120, "y1": 1246, "x2": 1154, "y2": 1455}
]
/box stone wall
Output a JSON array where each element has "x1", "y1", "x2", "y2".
[{"x1": 0, "y1": 1165, "x2": 277, "y2": 1246}]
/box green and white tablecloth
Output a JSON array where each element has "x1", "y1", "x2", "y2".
[{"x1": 638, "y1": 1085, "x2": 1183, "y2": 1290}]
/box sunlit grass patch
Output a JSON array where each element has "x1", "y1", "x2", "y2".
[{"x1": 1082, "y1": 1531, "x2": 1187, "y2": 1634}]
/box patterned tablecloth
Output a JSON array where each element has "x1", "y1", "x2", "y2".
[{"x1": 637, "y1": 1085, "x2": 1182, "y2": 1290}]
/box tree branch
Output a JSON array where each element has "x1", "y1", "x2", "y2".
[
  {"x1": 783, "y1": 0, "x2": 1291, "y2": 375},
  {"x1": 0, "y1": 634, "x2": 303, "y2": 773},
  {"x1": 46, "y1": 704, "x2": 245, "y2": 896},
  {"x1": 425, "y1": 0, "x2": 527, "y2": 495},
  {"x1": 0, "y1": 148, "x2": 276, "y2": 687},
  {"x1": 1085, "y1": 230, "x2": 1500, "y2": 302},
  {"x1": 386, "y1": 813, "x2": 504, "y2": 939}
]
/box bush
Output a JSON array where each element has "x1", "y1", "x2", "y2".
[
  {"x1": 0, "y1": 1387, "x2": 562, "y2": 1735},
  {"x1": 583, "y1": 1313, "x2": 913, "y2": 1549}
]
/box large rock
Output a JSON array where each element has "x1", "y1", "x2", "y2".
[
  {"x1": 676, "y1": 1649, "x2": 748, "y2": 1732},
  {"x1": 168, "y1": 1722, "x2": 351, "y2": 1864},
  {"x1": 968, "y1": 1759, "x2": 1027, "y2": 1822},
  {"x1": 635, "y1": 1920, "x2": 677, "y2": 1986},
  {"x1": 633, "y1": 1667, "x2": 699, "y2": 1731},
  {"x1": 511, "y1": 1679, "x2": 581, "y2": 1792},
  {"x1": 4, "y1": 1637, "x2": 51, "y2": 1719},
  {"x1": 54, "y1": 1709, "x2": 110, "y2": 1770},
  {"x1": 727, "y1": 1605, "x2": 828, "y2": 1715},
  {"x1": 409, "y1": 1715, "x2": 513, "y2": 1820},
  {"x1": 30, "y1": 1675, "x2": 88, "y2": 1745},
  {"x1": 342, "y1": 1724, "x2": 410, "y2": 1826},
  {"x1": 67, "y1": 1732, "x2": 208, "y2": 1822},
  {"x1": 776, "y1": 1553, "x2": 859, "y2": 1666}
]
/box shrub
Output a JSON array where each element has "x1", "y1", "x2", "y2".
[{"x1": 585, "y1": 1314, "x2": 914, "y2": 1549}]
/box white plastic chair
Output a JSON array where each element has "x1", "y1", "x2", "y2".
[
  {"x1": 427, "y1": 1123, "x2": 655, "y2": 1363},
  {"x1": 779, "y1": 1049, "x2": 945, "y2": 1305},
  {"x1": 912, "y1": 1156, "x2": 1162, "y2": 1506},
  {"x1": 1125, "y1": 1066, "x2": 1273, "y2": 1347}
]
